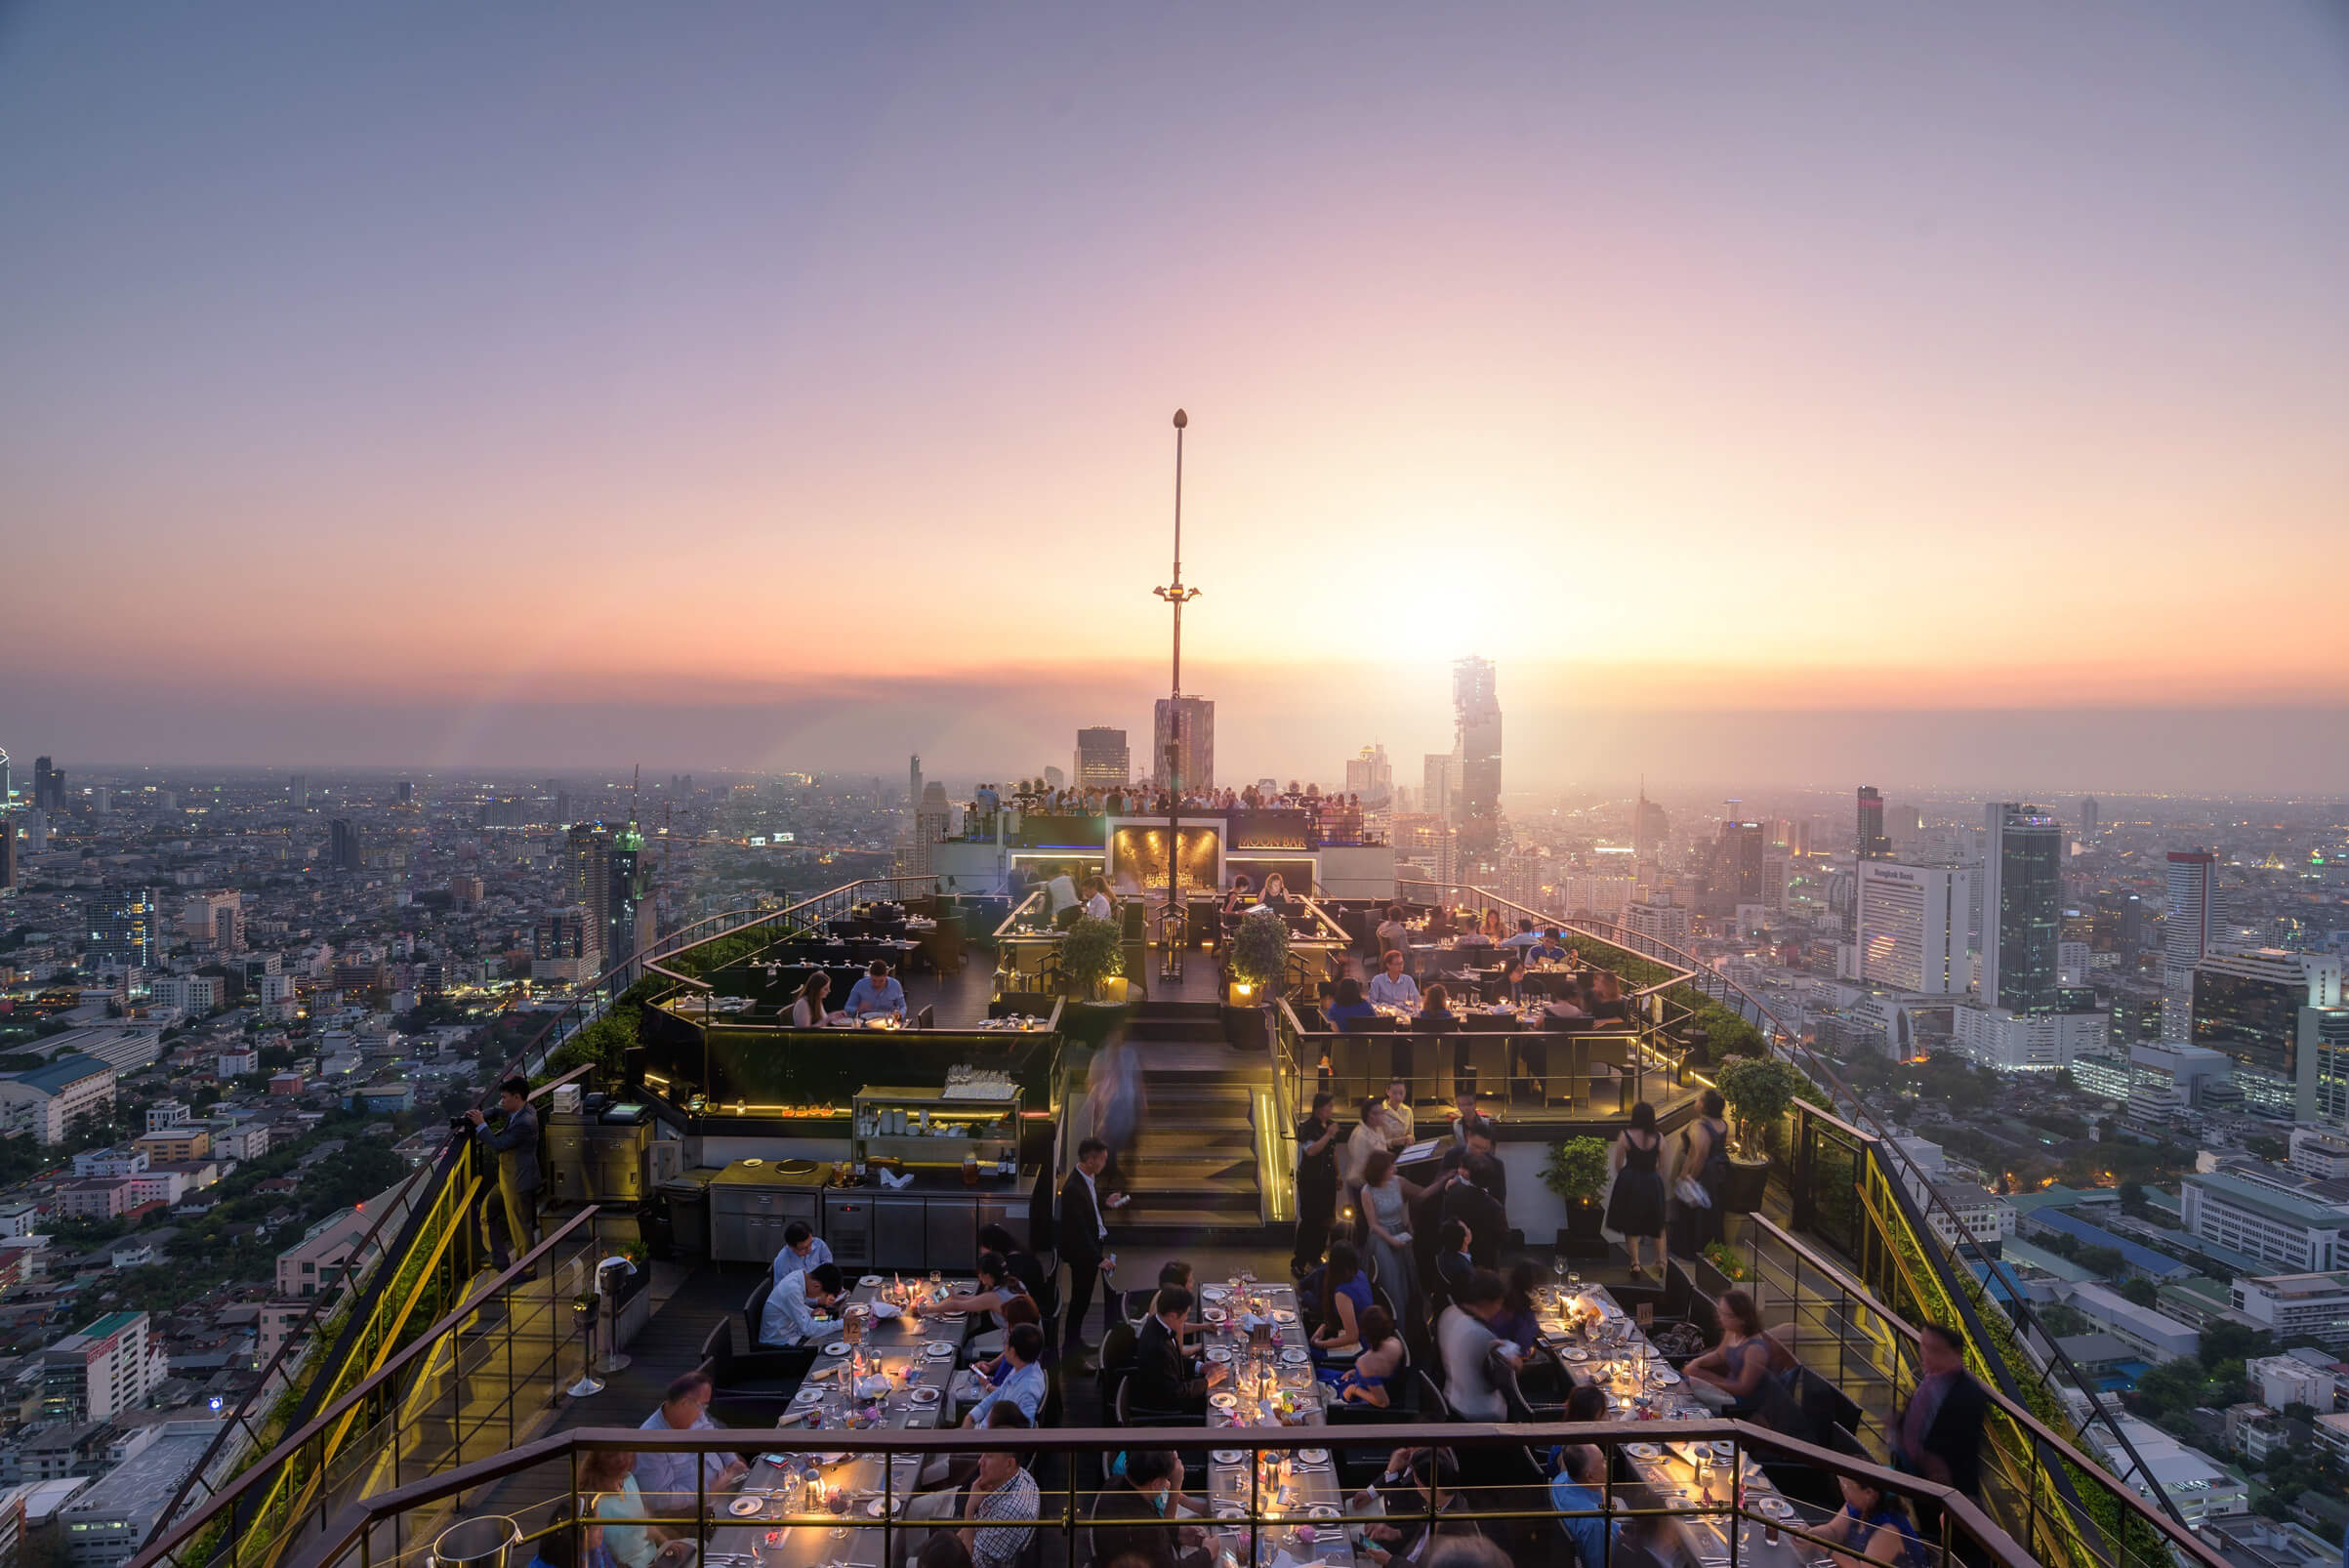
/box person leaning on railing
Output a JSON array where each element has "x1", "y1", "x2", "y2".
[{"x1": 465, "y1": 1075, "x2": 540, "y2": 1273}]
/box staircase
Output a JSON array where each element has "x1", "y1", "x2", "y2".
[{"x1": 1106, "y1": 1001, "x2": 1277, "y2": 1240}]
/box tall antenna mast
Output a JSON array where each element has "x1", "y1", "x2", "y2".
[{"x1": 1152, "y1": 410, "x2": 1200, "y2": 979}]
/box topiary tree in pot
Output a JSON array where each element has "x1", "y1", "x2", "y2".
[
  {"x1": 1224, "y1": 909, "x2": 1292, "y2": 1050},
  {"x1": 1059, "y1": 915, "x2": 1126, "y2": 1002},
  {"x1": 1544, "y1": 1135, "x2": 1613, "y2": 1254},
  {"x1": 1714, "y1": 1056, "x2": 1806, "y2": 1213}
]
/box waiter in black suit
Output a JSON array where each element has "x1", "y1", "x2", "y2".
[{"x1": 1058, "y1": 1136, "x2": 1121, "y2": 1356}]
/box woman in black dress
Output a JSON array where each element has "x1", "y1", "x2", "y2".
[{"x1": 1606, "y1": 1099, "x2": 1668, "y2": 1279}]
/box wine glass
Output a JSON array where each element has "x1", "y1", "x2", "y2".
[{"x1": 828, "y1": 1486, "x2": 851, "y2": 1540}]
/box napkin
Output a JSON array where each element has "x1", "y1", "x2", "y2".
[
  {"x1": 870, "y1": 1301, "x2": 904, "y2": 1318},
  {"x1": 879, "y1": 1168, "x2": 915, "y2": 1189}
]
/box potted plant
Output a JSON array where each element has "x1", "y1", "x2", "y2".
[
  {"x1": 1700, "y1": 1240, "x2": 1752, "y2": 1287},
  {"x1": 1053, "y1": 915, "x2": 1133, "y2": 1048},
  {"x1": 1714, "y1": 1056, "x2": 1804, "y2": 1213},
  {"x1": 1543, "y1": 1135, "x2": 1612, "y2": 1257},
  {"x1": 1223, "y1": 909, "x2": 1291, "y2": 1052}
]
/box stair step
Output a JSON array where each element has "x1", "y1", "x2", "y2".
[
  {"x1": 1112, "y1": 1206, "x2": 1274, "y2": 1233},
  {"x1": 1116, "y1": 1154, "x2": 1256, "y2": 1180},
  {"x1": 1136, "y1": 1002, "x2": 1225, "y2": 1021}
]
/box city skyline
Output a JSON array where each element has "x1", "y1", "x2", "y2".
[{"x1": 3, "y1": 3, "x2": 2345, "y2": 785}]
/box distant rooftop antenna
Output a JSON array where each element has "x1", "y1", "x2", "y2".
[{"x1": 1153, "y1": 409, "x2": 1199, "y2": 980}]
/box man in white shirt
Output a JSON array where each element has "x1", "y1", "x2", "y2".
[
  {"x1": 769, "y1": 1221, "x2": 833, "y2": 1286},
  {"x1": 1366, "y1": 950, "x2": 1422, "y2": 1011},
  {"x1": 1046, "y1": 867, "x2": 1081, "y2": 921},
  {"x1": 633, "y1": 1371, "x2": 746, "y2": 1512},
  {"x1": 1382, "y1": 1078, "x2": 1416, "y2": 1149},
  {"x1": 759, "y1": 1261, "x2": 843, "y2": 1347},
  {"x1": 1499, "y1": 917, "x2": 1545, "y2": 950}
]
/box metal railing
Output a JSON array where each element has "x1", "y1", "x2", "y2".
[
  {"x1": 1726, "y1": 1211, "x2": 2228, "y2": 1568},
  {"x1": 1387, "y1": 880, "x2": 2188, "y2": 1544},
  {"x1": 141, "y1": 1208, "x2": 605, "y2": 1568},
  {"x1": 256, "y1": 1421, "x2": 2042, "y2": 1568}
]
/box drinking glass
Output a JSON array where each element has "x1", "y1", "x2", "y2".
[{"x1": 829, "y1": 1488, "x2": 851, "y2": 1540}]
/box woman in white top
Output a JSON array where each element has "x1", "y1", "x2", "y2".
[{"x1": 789, "y1": 972, "x2": 844, "y2": 1027}]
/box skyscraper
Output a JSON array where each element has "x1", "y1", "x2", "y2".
[
  {"x1": 1152, "y1": 696, "x2": 1215, "y2": 791},
  {"x1": 605, "y1": 820, "x2": 651, "y2": 979},
  {"x1": 0, "y1": 815, "x2": 15, "y2": 894},
  {"x1": 565, "y1": 823, "x2": 613, "y2": 939},
  {"x1": 1718, "y1": 820, "x2": 1768, "y2": 903},
  {"x1": 1343, "y1": 744, "x2": 1393, "y2": 805},
  {"x1": 1075, "y1": 727, "x2": 1131, "y2": 789},
  {"x1": 1980, "y1": 803, "x2": 2063, "y2": 1015},
  {"x1": 89, "y1": 890, "x2": 157, "y2": 970},
  {"x1": 289, "y1": 773, "x2": 308, "y2": 810},
  {"x1": 1856, "y1": 787, "x2": 1891, "y2": 860},
  {"x1": 1422, "y1": 754, "x2": 1458, "y2": 824},
  {"x1": 328, "y1": 818, "x2": 365, "y2": 873},
  {"x1": 1452, "y1": 656, "x2": 1502, "y2": 854},
  {"x1": 2190, "y1": 949, "x2": 2343, "y2": 1113},
  {"x1": 394, "y1": 780, "x2": 413, "y2": 805},
  {"x1": 909, "y1": 755, "x2": 923, "y2": 808},
  {"x1": 1632, "y1": 786, "x2": 1669, "y2": 866},
  {"x1": 2163, "y1": 848, "x2": 2219, "y2": 1043},
  {"x1": 2079, "y1": 797, "x2": 2100, "y2": 844},
  {"x1": 0, "y1": 746, "x2": 11, "y2": 810},
  {"x1": 1856, "y1": 862, "x2": 1971, "y2": 996},
  {"x1": 34, "y1": 758, "x2": 63, "y2": 814}
]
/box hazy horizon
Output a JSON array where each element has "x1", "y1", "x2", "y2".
[{"x1": 5, "y1": 4, "x2": 2344, "y2": 788}]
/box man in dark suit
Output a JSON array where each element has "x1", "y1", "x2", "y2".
[
  {"x1": 1438, "y1": 1113, "x2": 1507, "y2": 1205},
  {"x1": 465, "y1": 1077, "x2": 540, "y2": 1271},
  {"x1": 1894, "y1": 1323, "x2": 1989, "y2": 1500},
  {"x1": 1129, "y1": 1287, "x2": 1225, "y2": 1416},
  {"x1": 1440, "y1": 1154, "x2": 1509, "y2": 1270},
  {"x1": 1292, "y1": 1093, "x2": 1340, "y2": 1275},
  {"x1": 1058, "y1": 1137, "x2": 1120, "y2": 1356}
]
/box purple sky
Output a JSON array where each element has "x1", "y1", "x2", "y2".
[{"x1": 2, "y1": 4, "x2": 2344, "y2": 787}]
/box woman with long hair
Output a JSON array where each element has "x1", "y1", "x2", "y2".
[
  {"x1": 1310, "y1": 1239, "x2": 1372, "y2": 1355},
  {"x1": 1321, "y1": 1304, "x2": 1405, "y2": 1406},
  {"x1": 1606, "y1": 1100, "x2": 1668, "y2": 1280},
  {"x1": 1684, "y1": 1288, "x2": 1795, "y2": 1414},
  {"x1": 789, "y1": 972, "x2": 840, "y2": 1027},
  {"x1": 1491, "y1": 1259, "x2": 1544, "y2": 1352},
  {"x1": 1357, "y1": 1147, "x2": 1436, "y2": 1316},
  {"x1": 1676, "y1": 1087, "x2": 1732, "y2": 1249}
]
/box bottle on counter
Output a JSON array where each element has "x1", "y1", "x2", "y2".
[{"x1": 963, "y1": 1150, "x2": 979, "y2": 1186}]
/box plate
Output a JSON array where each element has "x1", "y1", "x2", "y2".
[
  {"x1": 1710, "y1": 1440, "x2": 1736, "y2": 1458},
  {"x1": 1756, "y1": 1498, "x2": 1793, "y2": 1519},
  {"x1": 1626, "y1": 1443, "x2": 1662, "y2": 1461},
  {"x1": 1279, "y1": 1348, "x2": 1310, "y2": 1366},
  {"x1": 1209, "y1": 1392, "x2": 1238, "y2": 1410},
  {"x1": 728, "y1": 1497, "x2": 766, "y2": 1517},
  {"x1": 1216, "y1": 1505, "x2": 1247, "y2": 1521},
  {"x1": 823, "y1": 1341, "x2": 849, "y2": 1357},
  {"x1": 862, "y1": 1275, "x2": 885, "y2": 1287},
  {"x1": 1213, "y1": 1449, "x2": 1246, "y2": 1465},
  {"x1": 1202, "y1": 1285, "x2": 1231, "y2": 1300},
  {"x1": 816, "y1": 1453, "x2": 848, "y2": 1465},
  {"x1": 1298, "y1": 1448, "x2": 1330, "y2": 1465},
  {"x1": 792, "y1": 1388, "x2": 822, "y2": 1404},
  {"x1": 1563, "y1": 1347, "x2": 1590, "y2": 1362},
  {"x1": 1202, "y1": 1307, "x2": 1227, "y2": 1324},
  {"x1": 1271, "y1": 1309, "x2": 1298, "y2": 1325},
  {"x1": 1654, "y1": 1370, "x2": 1681, "y2": 1385},
  {"x1": 1308, "y1": 1505, "x2": 1339, "y2": 1519},
  {"x1": 865, "y1": 1497, "x2": 904, "y2": 1518},
  {"x1": 926, "y1": 1341, "x2": 956, "y2": 1358},
  {"x1": 911, "y1": 1386, "x2": 941, "y2": 1404},
  {"x1": 1205, "y1": 1347, "x2": 1233, "y2": 1363}
]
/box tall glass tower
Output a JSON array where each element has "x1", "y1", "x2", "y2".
[
  {"x1": 1452, "y1": 656, "x2": 1502, "y2": 855},
  {"x1": 1980, "y1": 803, "x2": 2063, "y2": 1014}
]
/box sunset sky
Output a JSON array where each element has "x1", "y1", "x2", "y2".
[{"x1": 3, "y1": 4, "x2": 2344, "y2": 788}]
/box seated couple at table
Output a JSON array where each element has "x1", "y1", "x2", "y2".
[{"x1": 788, "y1": 961, "x2": 907, "y2": 1025}]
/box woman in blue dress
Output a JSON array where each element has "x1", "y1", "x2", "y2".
[
  {"x1": 1827, "y1": 1474, "x2": 1928, "y2": 1568},
  {"x1": 1320, "y1": 1305, "x2": 1405, "y2": 1407},
  {"x1": 1309, "y1": 1241, "x2": 1373, "y2": 1357}
]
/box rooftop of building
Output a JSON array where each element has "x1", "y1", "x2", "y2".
[
  {"x1": 2238, "y1": 1270, "x2": 2349, "y2": 1298},
  {"x1": 2029, "y1": 1208, "x2": 2196, "y2": 1277},
  {"x1": 5, "y1": 1053, "x2": 115, "y2": 1094},
  {"x1": 2188, "y1": 1170, "x2": 2349, "y2": 1225},
  {"x1": 59, "y1": 1424, "x2": 215, "y2": 1518}
]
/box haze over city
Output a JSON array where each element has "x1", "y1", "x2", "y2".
[{"x1": 5, "y1": 3, "x2": 2347, "y2": 786}]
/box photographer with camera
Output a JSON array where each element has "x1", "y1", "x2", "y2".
[{"x1": 465, "y1": 1076, "x2": 541, "y2": 1273}]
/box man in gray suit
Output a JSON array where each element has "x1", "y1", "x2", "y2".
[{"x1": 466, "y1": 1076, "x2": 540, "y2": 1271}]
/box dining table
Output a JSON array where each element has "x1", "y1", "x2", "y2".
[
  {"x1": 1537, "y1": 1285, "x2": 1863, "y2": 1568},
  {"x1": 1195, "y1": 1277, "x2": 1332, "y2": 1430}
]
